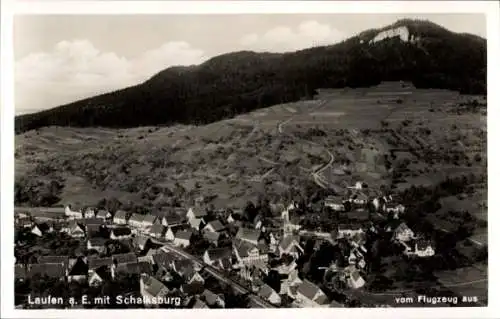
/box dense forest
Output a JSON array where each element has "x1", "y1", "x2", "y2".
[{"x1": 15, "y1": 19, "x2": 486, "y2": 133}]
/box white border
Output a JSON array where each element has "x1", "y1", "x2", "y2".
[{"x1": 1, "y1": 1, "x2": 499, "y2": 319}]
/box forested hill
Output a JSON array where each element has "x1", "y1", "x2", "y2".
[{"x1": 15, "y1": 19, "x2": 486, "y2": 133}]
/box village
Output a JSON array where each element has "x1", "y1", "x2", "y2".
[{"x1": 14, "y1": 181, "x2": 439, "y2": 309}]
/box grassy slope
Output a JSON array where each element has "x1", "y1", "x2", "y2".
[{"x1": 15, "y1": 83, "x2": 487, "y2": 212}]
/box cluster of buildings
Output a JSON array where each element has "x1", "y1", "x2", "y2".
[{"x1": 15, "y1": 182, "x2": 436, "y2": 308}]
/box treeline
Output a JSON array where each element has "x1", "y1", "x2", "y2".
[{"x1": 15, "y1": 19, "x2": 486, "y2": 133}]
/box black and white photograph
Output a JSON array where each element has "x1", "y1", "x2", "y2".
[{"x1": 1, "y1": 1, "x2": 499, "y2": 318}]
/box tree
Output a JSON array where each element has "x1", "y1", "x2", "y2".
[
  {"x1": 243, "y1": 201, "x2": 257, "y2": 222},
  {"x1": 224, "y1": 291, "x2": 250, "y2": 308},
  {"x1": 264, "y1": 270, "x2": 281, "y2": 294}
]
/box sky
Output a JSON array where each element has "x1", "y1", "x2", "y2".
[{"x1": 14, "y1": 13, "x2": 486, "y2": 115}]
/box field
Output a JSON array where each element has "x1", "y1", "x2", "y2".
[
  {"x1": 433, "y1": 264, "x2": 488, "y2": 306},
  {"x1": 15, "y1": 82, "x2": 486, "y2": 216}
]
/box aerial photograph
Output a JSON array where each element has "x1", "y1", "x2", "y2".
[{"x1": 12, "y1": 13, "x2": 487, "y2": 309}]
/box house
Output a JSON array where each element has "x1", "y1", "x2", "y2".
[
  {"x1": 239, "y1": 264, "x2": 267, "y2": 282},
  {"x1": 161, "y1": 213, "x2": 184, "y2": 228},
  {"x1": 189, "y1": 218, "x2": 203, "y2": 231},
  {"x1": 110, "y1": 227, "x2": 133, "y2": 240},
  {"x1": 84, "y1": 207, "x2": 98, "y2": 218},
  {"x1": 165, "y1": 227, "x2": 176, "y2": 242},
  {"x1": 87, "y1": 238, "x2": 107, "y2": 254},
  {"x1": 350, "y1": 181, "x2": 366, "y2": 190},
  {"x1": 113, "y1": 210, "x2": 128, "y2": 225},
  {"x1": 392, "y1": 222, "x2": 415, "y2": 242},
  {"x1": 76, "y1": 217, "x2": 103, "y2": 227},
  {"x1": 16, "y1": 217, "x2": 33, "y2": 229},
  {"x1": 115, "y1": 261, "x2": 153, "y2": 276},
  {"x1": 253, "y1": 215, "x2": 264, "y2": 230},
  {"x1": 88, "y1": 257, "x2": 114, "y2": 273},
  {"x1": 14, "y1": 207, "x2": 32, "y2": 219},
  {"x1": 140, "y1": 274, "x2": 169, "y2": 307},
  {"x1": 335, "y1": 223, "x2": 365, "y2": 239},
  {"x1": 153, "y1": 250, "x2": 179, "y2": 274},
  {"x1": 186, "y1": 207, "x2": 207, "y2": 221},
  {"x1": 112, "y1": 252, "x2": 138, "y2": 265},
  {"x1": 65, "y1": 204, "x2": 83, "y2": 219},
  {"x1": 294, "y1": 279, "x2": 329, "y2": 307},
  {"x1": 133, "y1": 235, "x2": 152, "y2": 252},
  {"x1": 278, "y1": 236, "x2": 304, "y2": 259},
  {"x1": 63, "y1": 221, "x2": 86, "y2": 238},
  {"x1": 31, "y1": 222, "x2": 54, "y2": 237},
  {"x1": 202, "y1": 289, "x2": 225, "y2": 308},
  {"x1": 142, "y1": 215, "x2": 157, "y2": 230},
  {"x1": 257, "y1": 284, "x2": 281, "y2": 305},
  {"x1": 203, "y1": 231, "x2": 221, "y2": 246},
  {"x1": 233, "y1": 240, "x2": 268, "y2": 267},
  {"x1": 88, "y1": 266, "x2": 113, "y2": 287},
  {"x1": 173, "y1": 230, "x2": 193, "y2": 248},
  {"x1": 86, "y1": 224, "x2": 106, "y2": 238},
  {"x1": 267, "y1": 231, "x2": 280, "y2": 252},
  {"x1": 128, "y1": 213, "x2": 145, "y2": 229},
  {"x1": 149, "y1": 224, "x2": 165, "y2": 238},
  {"x1": 235, "y1": 228, "x2": 261, "y2": 246},
  {"x1": 344, "y1": 266, "x2": 365, "y2": 289},
  {"x1": 96, "y1": 209, "x2": 112, "y2": 220},
  {"x1": 203, "y1": 220, "x2": 225, "y2": 233},
  {"x1": 371, "y1": 197, "x2": 382, "y2": 211},
  {"x1": 67, "y1": 257, "x2": 88, "y2": 283},
  {"x1": 172, "y1": 259, "x2": 204, "y2": 284},
  {"x1": 28, "y1": 263, "x2": 66, "y2": 280},
  {"x1": 226, "y1": 209, "x2": 244, "y2": 224},
  {"x1": 384, "y1": 203, "x2": 406, "y2": 219},
  {"x1": 203, "y1": 248, "x2": 233, "y2": 269},
  {"x1": 404, "y1": 239, "x2": 435, "y2": 257},
  {"x1": 349, "y1": 190, "x2": 369, "y2": 206},
  {"x1": 324, "y1": 196, "x2": 345, "y2": 212}
]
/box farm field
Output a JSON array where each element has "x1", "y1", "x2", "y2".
[
  {"x1": 433, "y1": 264, "x2": 487, "y2": 306},
  {"x1": 15, "y1": 82, "x2": 486, "y2": 223}
]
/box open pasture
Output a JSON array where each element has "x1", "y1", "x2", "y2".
[{"x1": 433, "y1": 265, "x2": 487, "y2": 305}]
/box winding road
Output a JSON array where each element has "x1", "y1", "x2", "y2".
[{"x1": 276, "y1": 100, "x2": 335, "y2": 190}]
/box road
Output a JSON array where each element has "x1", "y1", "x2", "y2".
[
  {"x1": 148, "y1": 237, "x2": 277, "y2": 308},
  {"x1": 276, "y1": 100, "x2": 335, "y2": 189}
]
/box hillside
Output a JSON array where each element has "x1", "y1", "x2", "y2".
[
  {"x1": 15, "y1": 83, "x2": 486, "y2": 212},
  {"x1": 15, "y1": 19, "x2": 486, "y2": 133}
]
